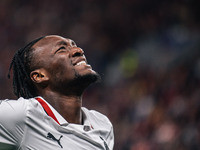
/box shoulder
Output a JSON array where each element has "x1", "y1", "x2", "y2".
[
  {"x1": 0, "y1": 97, "x2": 35, "y2": 146},
  {"x1": 82, "y1": 107, "x2": 113, "y2": 129},
  {"x1": 0, "y1": 98, "x2": 27, "y2": 124},
  {"x1": 0, "y1": 97, "x2": 28, "y2": 116},
  {"x1": 0, "y1": 97, "x2": 32, "y2": 111},
  {"x1": 82, "y1": 107, "x2": 114, "y2": 149},
  {"x1": 0, "y1": 97, "x2": 39, "y2": 123}
]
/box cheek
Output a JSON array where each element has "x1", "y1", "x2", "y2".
[{"x1": 50, "y1": 58, "x2": 75, "y2": 80}]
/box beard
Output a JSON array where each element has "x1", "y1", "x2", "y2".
[
  {"x1": 63, "y1": 71, "x2": 101, "y2": 96},
  {"x1": 74, "y1": 71, "x2": 101, "y2": 88}
]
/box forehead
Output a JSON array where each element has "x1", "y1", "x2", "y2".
[
  {"x1": 30, "y1": 35, "x2": 72, "y2": 65},
  {"x1": 32, "y1": 35, "x2": 70, "y2": 49}
]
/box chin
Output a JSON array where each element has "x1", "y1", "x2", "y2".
[
  {"x1": 64, "y1": 71, "x2": 101, "y2": 91},
  {"x1": 63, "y1": 72, "x2": 101, "y2": 96},
  {"x1": 75, "y1": 71, "x2": 101, "y2": 85}
]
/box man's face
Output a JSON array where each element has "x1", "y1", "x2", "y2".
[{"x1": 31, "y1": 35, "x2": 99, "y2": 92}]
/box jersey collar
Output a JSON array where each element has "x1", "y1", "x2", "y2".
[
  {"x1": 35, "y1": 97, "x2": 67, "y2": 125},
  {"x1": 35, "y1": 97, "x2": 93, "y2": 129}
]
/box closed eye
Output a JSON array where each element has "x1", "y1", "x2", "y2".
[{"x1": 55, "y1": 46, "x2": 66, "y2": 54}]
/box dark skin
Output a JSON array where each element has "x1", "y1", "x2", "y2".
[{"x1": 29, "y1": 35, "x2": 98, "y2": 124}]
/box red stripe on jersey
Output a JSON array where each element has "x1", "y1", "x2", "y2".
[{"x1": 35, "y1": 97, "x2": 60, "y2": 125}]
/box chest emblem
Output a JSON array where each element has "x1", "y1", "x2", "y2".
[{"x1": 47, "y1": 132, "x2": 63, "y2": 148}]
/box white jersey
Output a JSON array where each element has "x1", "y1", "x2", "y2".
[{"x1": 0, "y1": 97, "x2": 114, "y2": 150}]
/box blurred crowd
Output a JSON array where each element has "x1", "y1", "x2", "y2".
[{"x1": 0, "y1": 0, "x2": 200, "y2": 149}]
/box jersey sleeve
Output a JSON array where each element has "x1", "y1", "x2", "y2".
[{"x1": 0, "y1": 98, "x2": 27, "y2": 149}]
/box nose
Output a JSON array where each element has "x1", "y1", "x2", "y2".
[
  {"x1": 66, "y1": 39, "x2": 84, "y2": 57},
  {"x1": 71, "y1": 47, "x2": 84, "y2": 57}
]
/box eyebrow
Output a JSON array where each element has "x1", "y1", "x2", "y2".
[{"x1": 56, "y1": 41, "x2": 68, "y2": 46}]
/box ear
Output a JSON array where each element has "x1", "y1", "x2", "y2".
[{"x1": 30, "y1": 69, "x2": 49, "y2": 84}]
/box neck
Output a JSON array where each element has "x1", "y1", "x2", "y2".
[{"x1": 41, "y1": 91, "x2": 83, "y2": 124}]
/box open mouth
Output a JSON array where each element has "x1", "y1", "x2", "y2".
[{"x1": 75, "y1": 60, "x2": 87, "y2": 66}]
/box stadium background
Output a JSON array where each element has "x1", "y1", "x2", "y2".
[{"x1": 0, "y1": 0, "x2": 200, "y2": 149}]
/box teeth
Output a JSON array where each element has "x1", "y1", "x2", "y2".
[{"x1": 76, "y1": 61, "x2": 86, "y2": 66}]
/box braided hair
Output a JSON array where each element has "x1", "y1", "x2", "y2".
[{"x1": 8, "y1": 36, "x2": 45, "y2": 99}]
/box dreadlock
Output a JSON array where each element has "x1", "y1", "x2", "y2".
[{"x1": 8, "y1": 36, "x2": 45, "y2": 99}]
